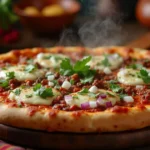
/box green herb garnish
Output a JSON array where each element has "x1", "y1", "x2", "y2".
[
  {"x1": 137, "y1": 69, "x2": 150, "y2": 84},
  {"x1": 25, "y1": 65, "x2": 37, "y2": 73},
  {"x1": 14, "y1": 89, "x2": 21, "y2": 96},
  {"x1": 101, "y1": 55, "x2": 111, "y2": 67},
  {"x1": 109, "y1": 83, "x2": 122, "y2": 93},
  {"x1": 78, "y1": 88, "x2": 89, "y2": 95},
  {"x1": 106, "y1": 91, "x2": 116, "y2": 97},
  {"x1": 70, "y1": 79, "x2": 75, "y2": 85},
  {"x1": 60, "y1": 56, "x2": 96, "y2": 84},
  {"x1": 119, "y1": 93, "x2": 127, "y2": 99},
  {"x1": 127, "y1": 63, "x2": 143, "y2": 70},
  {"x1": 33, "y1": 84, "x2": 53, "y2": 99},
  {"x1": 6, "y1": 71, "x2": 15, "y2": 79},
  {"x1": 25, "y1": 94, "x2": 33, "y2": 98},
  {"x1": 80, "y1": 74, "x2": 94, "y2": 84},
  {"x1": 0, "y1": 79, "x2": 9, "y2": 88}
]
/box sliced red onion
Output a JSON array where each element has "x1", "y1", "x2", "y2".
[
  {"x1": 97, "y1": 99, "x2": 105, "y2": 106},
  {"x1": 81, "y1": 102, "x2": 90, "y2": 110},
  {"x1": 64, "y1": 95, "x2": 73, "y2": 105},
  {"x1": 97, "y1": 96, "x2": 102, "y2": 102},
  {"x1": 106, "y1": 101, "x2": 113, "y2": 108},
  {"x1": 100, "y1": 94, "x2": 107, "y2": 99}
]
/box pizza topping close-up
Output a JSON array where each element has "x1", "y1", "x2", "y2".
[{"x1": 0, "y1": 47, "x2": 150, "y2": 132}]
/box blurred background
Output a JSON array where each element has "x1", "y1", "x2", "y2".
[{"x1": 0, "y1": 0, "x2": 150, "y2": 52}]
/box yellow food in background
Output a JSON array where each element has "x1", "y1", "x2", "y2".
[
  {"x1": 42, "y1": 4, "x2": 65, "y2": 16},
  {"x1": 23, "y1": 6, "x2": 40, "y2": 16}
]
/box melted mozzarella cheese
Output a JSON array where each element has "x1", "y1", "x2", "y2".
[
  {"x1": 87, "y1": 54, "x2": 123, "y2": 71},
  {"x1": 9, "y1": 87, "x2": 60, "y2": 105},
  {"x1": 65, "y1": 89, "x2": 120, "y2": 108},
  {"x1": 117, "y1": 68, "x2": 144, "y2": 85},
  {"x1": 35, "y1": 53, "x2": 68, "y2": 68},
  {"x1": 0, "y1": 65, "x2": 45, "y2": 81}
]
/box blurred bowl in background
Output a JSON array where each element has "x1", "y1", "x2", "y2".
[
  {"x1": 136, "y1": 0, "x2": 150, "y2": 27},
  {"x1": 14, "y1": 0, "x2": 81, "y2": 33}
]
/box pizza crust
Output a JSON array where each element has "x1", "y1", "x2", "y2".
[{"x1": 0, "y1": 103, "x2": 150, "y2": 132}]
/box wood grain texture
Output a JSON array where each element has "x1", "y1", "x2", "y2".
[
  {"x1": 126, "y1": 32, "x2": 150, "y2": 49},
  {"x1": 0, "y1": 124, "x2": 150, "y2": 149}
]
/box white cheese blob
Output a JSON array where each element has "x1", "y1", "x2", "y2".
[
  {"x1": 89, "y1": 86, "x2": 98, "y2": 93},
  {"x1": 35, "y1": 53, "x2": 69, "y2": 68},
  {"x1": 65, "y1": 89, "x2": 120, "y2": 108},
  {"x1": 0, "y1": 65, "x2": 45, "y2": 81},
  {"x1": 117, "y1": 68, "x2": 144, "y2": 85},
  {"x1": 62, "y1": 80, "x2": 71, "y2": 90},
  {"x1": 87, "y1": 53, "x2": 123, "y2": 71},
  {"x1": 103, "y1": 67, "x2": 112, "y2": 74},
  {"x1": 123, "y1": 96, "x2": 134, "y2": 103},
  {"x1": 9, "y1": 87, "x2": 60, "y2": 105}
]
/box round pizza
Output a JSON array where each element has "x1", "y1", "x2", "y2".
[{"x1": 0, "y1": 46, "x2": 150, "y2": 133}]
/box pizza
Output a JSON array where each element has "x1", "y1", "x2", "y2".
[{"x1": 0, "y1": 46, "x2": 150, "y2": 133}]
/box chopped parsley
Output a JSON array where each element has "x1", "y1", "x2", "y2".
[
  {"x1": 27, "y1": 59, "x2": 33, "y2": 64},
  {"x1": 73, "y1": 95, "x2": 79, "y2": 99},
  {"x1": 25, "y1": 94, "x2": 33, "y2": 98},
  {"x1": 52, "y1": 80, "x2": 58, "y2": 86},
  {"x1": 14, "y1": 89, "x2": 21, "y2": 96},
  {"x1": 33, "y1": 83, "x2": 53, "y2": 99},
  {"x1": 25, "y1": 64, "x2": 37, "y2": 73},
  {"x1": 6, "y1": 71, "x2": 15, "y2": 79},
  {"x1": 60, "y1": 56, "x2": 96, "y2": 84},
  {"x1": 109, "y1": 82, "x2": 122, "y2": 93},
  {"x1": 88, "y1": 92, "x2": 99, "y2": 98},
  {"x1": 108, "y1": 82, "x2": 127, "y2": 99},
  {"x1": 78, "y1": 88, "x2": 89, "y2": 95},
  {"x1": 137, "y1": 69, "x2": 150, "y2": 84},
  {"x1": 119, "y1": 93, "x2": 127, "y2": 99},
  {"x1": 70, "y1": 79, "x2": 75, "y2": 85},
  {"x1": 127, "y1": 63, "x2": 143, "y2": 70},
  {"x1": 101, "y1": 55, "x2": 111, "y2": 67},
  {"x1": 80, "y1": 74, "x2": 94, "y2": 84},
  {"x1": 0, "y1": 79, "x2": 9, "y2": 88},
  {"x1": 106, "y1": 91, "x2": 116, "y2": 97},
  {"x1": 2, "y1": 67, "x2": 7, "y2": 70},
  {"x1": 43, "y1": 55, "x2": 51, "y2": 59}
]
